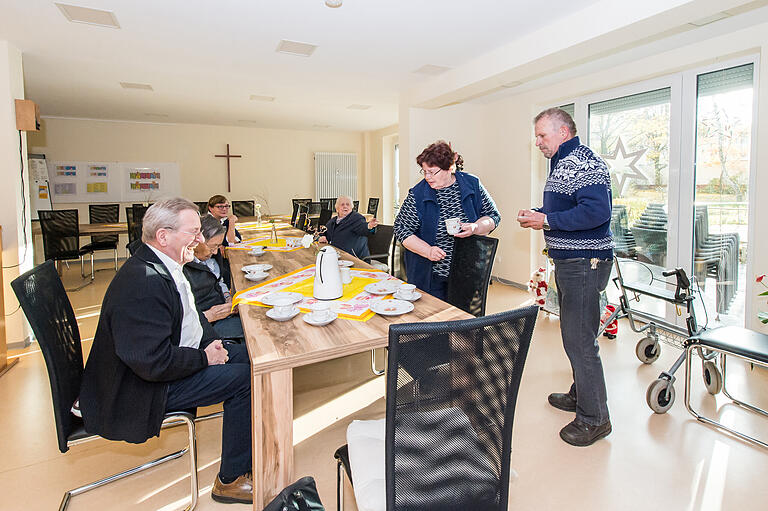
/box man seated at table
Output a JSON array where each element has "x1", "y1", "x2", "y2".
[
  {"x1": 79, "y1": 198, "x2": 254, "y2": 504},
  {"x1": 184, "y1": 215, "x2": 244, "y2": 339},
  {"x1": 207, "y1": 194, "x2": 241, "y2": 247},
  {"x1": 318, "y1": 195, "x2": 378, "y2": 259}
]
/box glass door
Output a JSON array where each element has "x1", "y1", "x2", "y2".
[
  {"x1": 692, "y1": 63, "x2": 754, "y2": 325},
  {"x1": 587, "y1": 88, "x2": 673, "y2": 317}
]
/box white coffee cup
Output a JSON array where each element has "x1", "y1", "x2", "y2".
[
  {"x1": 399, "y1": 283, "x2": 416, "y2": 298},
  {"x1": 340, "y1": 266, "x2": 352, "y2": 285},
  {"x1": 272, "y1": 297, "x2": 295, "y2": 317},
  {"x1": 445, "y1": 217, "x2": 461, "y2": 235},
  {"x1": 310, "y1": 301, "x2": 331, "y2": 321}
]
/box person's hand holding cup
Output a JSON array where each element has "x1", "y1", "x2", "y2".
[{"x1": 445, "y1": 217, "x2": 461, "y2": 236}]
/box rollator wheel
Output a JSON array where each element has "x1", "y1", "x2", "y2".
[
  {"x1": 646, "y1": 378, "x2": 675, "y2": 414},
  {"x1": 636, "y1": 336, "x2": 660, "y2": 364},
  {"x1": 702, "y1": 360, "x2": 723, "y2": 395}
]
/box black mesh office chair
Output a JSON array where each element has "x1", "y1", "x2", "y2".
[
  {"x1": 11, "y1": 260, "x2": 221, "y2": 511},
  {"x1": 88, "y1": 204, "x2": 120, "y2": 271},
  {"x1": 320, "y1": 198, "x2": 337, "y2": 211},
  {"x1": 232, "y1": 200, "x2": 255, "y2": 217},
  {"x1": 317, "y1": 208, "x2": 333, "y2": 231},
  {"x1": 363, "y1": 224, "x2": 394, "y2": 272},
  {"x1": 38, "y1": 209, "x2": 95, "y2": 280},
  {"x1": 335, "y1": 307, "x2": 538, "y2": 511},
  {"x1": 367, "y1": 198, "x2": 380, "y2": 217},
  {"x1": 445, "y1": 236, "x2": 499, "y2": 317},
  {"x1": 353, "y1": 200, "x2": 360, "y2": 212}
]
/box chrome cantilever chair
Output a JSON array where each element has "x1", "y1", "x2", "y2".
[
  {"x1": 38, "y1": 209, "x2": 95, "y2": 280},
  {"x1": 11, "y1": 260, "x2": 221, "y2": 511},
  {"x1": 335, "y1": 306, "x2": 538, "y2": 511}
]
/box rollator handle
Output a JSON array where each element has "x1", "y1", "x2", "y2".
[{"x1": 662, "y1": 267, "x2": 691, "y2": 301}]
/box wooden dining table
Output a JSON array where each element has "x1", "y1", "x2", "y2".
[
  {"x1": 31, "y1": 221, "x2": 127, "y2": 237},
  {"x1": 227, "y1": 226, "x2": 471, "y2": 509}
]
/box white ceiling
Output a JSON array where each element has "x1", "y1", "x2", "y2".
[{"x1": 0, "y1": 0, "x2": 602, "y2": 131}]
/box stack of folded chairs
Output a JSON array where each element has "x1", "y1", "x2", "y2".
[
  {"x1": 693, "y1": 205, "x2": 739, "y2": 314},
  {"x1": 611, "y1": 204, "x2": 638, "y2": 259},
  {"x1": 630, "y1": 203, "x2": 668, "y2": 267}
]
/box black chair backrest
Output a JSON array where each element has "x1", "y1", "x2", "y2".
[
  {"x1": 125, "y1": 207, "x2": 138, "y2": 244},
  {"x1": 320, "y1": 198, "x2": 336, "y2": 211},
  {"x1": 386, "y1": 307, "x2": 538, "y2": 511},
  {"x1": 131, "y1": 205, "x2": 150, "y2": 243},
  {"x1": 232, "y1": 200, "x2": 255, "y2": 217},
  {"x1": 194, "y1": 201, "x2": 208, "y2": 216},
  {"x1": 11, "y1": 260, "x2": 84, "y2": 453},
  {"x1": 391, "y1": 239, "x2": 407, "y2": 280},
  {"x1": 367, "y1": 198, "x2": 380, "y2": 217},
  {"x1": 318, "y1": 208, "x2": 332, "y2": 228},
  {"x1": 307, "y1": 201, "x2": 323, "y2": 216},
  {"x1": 292, "y1": 198, "x2": 312, "y2": 212},
  {"x1": 353, "y1": 200, "x2": 360, "y2": 212},
  {"x1": 367, "y1": 224, "x2": 394, "y2": 259},
  {"x1": 38, "y1": 209, "x2": 81, "y2": 261},
  {"x1": 88, "y1": 203, "x2": 120, "y2": 245},
  {"x1": 446, "y1": 236, "x2": 499, "y2": 317}
]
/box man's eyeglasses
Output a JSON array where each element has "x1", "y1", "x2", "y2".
[
  {"x1": 213, "y1": 204, "x2": 230, "y2": 209},
  {"x1": 166, "y1": 227, "x2": 202, "y2": 238},
  {"x1": 419, "y1": 167, "x2": 443, "y2": 177}
]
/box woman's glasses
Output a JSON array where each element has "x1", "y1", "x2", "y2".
[
  {"x1": 419, "y1": 167, "x2": 443, "y2": 177},
  {"x1": 213, "y1": 204, "x2": 231, "y2": 209}
]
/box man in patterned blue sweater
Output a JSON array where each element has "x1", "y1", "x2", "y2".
[{"x1": 518, "y1": 108, "x2": 614, "y2": 446}]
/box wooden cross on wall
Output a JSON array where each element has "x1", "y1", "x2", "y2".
[{"x1": 214, "y1": 143, "x2": 242, "y2": 192}]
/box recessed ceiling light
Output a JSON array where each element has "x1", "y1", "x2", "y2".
[
  {"x1": 689, "y1": 12, "x2": 731, "y2": 26},
  {"x1": 325, "y1": 0, "x2": 342, "y2": 7},
  {"x1": 313, "y1": 124, "x2": 331, "y2": 129},
  {"x1": 347, "y1": 104, "x2": 371, "y2": 110},
  {"x1": 250, "y1": 95, "x2": 276, "y2": 102},
  {"x1": 56, "y1": 3, "x2": 120, "y2": 28},
  {"x1": 120, "y1": 82, "x2": 153, "y2": 91},
  {"x1": 413, "y1": 65, "x2": 452, "y2": 76},
  {"x1": 276, "y1": 40, "x2": 317, "y2": 57},
  {"x1": 501, "y1": 81, "x2": 523, "y2": 89}
]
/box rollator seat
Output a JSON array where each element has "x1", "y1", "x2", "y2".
[
  {"x1": 686, "y1": 326, "x2": 768, "y2": 364},
  {"x1": 621, "y1": 281, "x2": 681, "y2": 304}
]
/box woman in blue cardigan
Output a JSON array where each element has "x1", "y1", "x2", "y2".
[
  {"x1": 394, "y1": 141, "x2": 500, "y2": 300},
  {"x1": 318, "y1": 195, "x2": 379, "y2": 258}
]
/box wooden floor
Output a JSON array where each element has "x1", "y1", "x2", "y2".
[{"x1": 1, "y1": 260, "x2": 767, "y2": 510}]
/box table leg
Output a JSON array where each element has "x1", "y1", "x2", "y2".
[{"x1": 252, "y1": 369, "x2": 294, "y2": 510}]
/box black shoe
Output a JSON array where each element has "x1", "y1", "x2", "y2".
[
  {"x1": 559, "y1": 418, "x2": 612, "y2": 446},
  {"x1": 548, "y1": 392, "x2": 577, "y2": 412}
]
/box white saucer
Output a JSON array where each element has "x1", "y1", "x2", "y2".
[
  {"x1": 249, "y1": 248, "x2": 266, "y2": 255},
  {"x1": 393, "y1": 290, "x2": 421, "y2": 302},
  {"x1": 245, "y1": 272, "x2": 269, "y2": 282},
  {"x1": 260, "y1": 292, "x2": 304, "y2": 306},
  {"x1": 242, "y1": 263, "x2": 272, "y2": 272},
  {"x1": 364, "y1": 281, "x2": 399, "y2": 295},
  {"x1": 266, "y1": 306, "x2": 300, "y2": 322},
  {"x1": 302, "y1": 311, "x2": 338, "y2": 326},
  {"x1": 370, "y1": 299, "x2": 415, "y2": 316},
  {"x1": 338, "y1": 260, "x2": 354, "y2": 267}
]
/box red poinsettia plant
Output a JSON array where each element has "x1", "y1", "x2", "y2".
[{"x1": 758, "y1": 274, "x2": 768, "y2": 324}]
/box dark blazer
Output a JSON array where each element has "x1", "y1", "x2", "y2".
[
  {"x1": 221, "y1": 216, "x2": 242, "y2": 247},
  {"x1": 183, "y1": 253, "x2": 231, "y2": 312},
  {"x1": 324, "y1": 211, "x2": 373, "y2": 259},
  {"x1": 80, "y1": 243, "x2": 217, "y2": 443}
]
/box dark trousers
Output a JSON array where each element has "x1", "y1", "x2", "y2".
[
  {"x1": 428, "y1": 273, "x2": 448, "y2": 301},
  {"x1": 554, "y1": 257, "x2": 612, "y2": 426},
  {"x1": 166, "y1": 343, "x2": 251, "y2": 480},
  {"x1": 212, "y1": 315, "x2": 245, "y2": 340}
]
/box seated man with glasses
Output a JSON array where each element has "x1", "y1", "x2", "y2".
[
  {"x1": 207, "y1": 194, "x2": 241, "y2": 247},
  {"x1": 80, "y1": 198, "x2": 254, "y2": 504},
  {"x1": 183, "y1": 215, "x2": 243, "y2": 339}
]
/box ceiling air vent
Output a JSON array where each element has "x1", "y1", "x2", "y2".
[
  {"x1": 56, "y1": 3, "x2": 120, "y2": 28},
  {"x1": 120, "y1": 82, "x2": 154, "y2": 91},
  {"x1": 276, "y1": 40, "x2": 317, "y2": 57}
]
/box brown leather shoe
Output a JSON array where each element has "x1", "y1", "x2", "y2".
[{"x1": 211, "y1": 472, "x2": 253, "y2": 504}]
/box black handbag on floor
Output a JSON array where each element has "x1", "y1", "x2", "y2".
[{"x1": 263, "y1": 476, "x2": 326, "y2": 511}]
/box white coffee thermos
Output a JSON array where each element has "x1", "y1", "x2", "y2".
[{"x1": 313, "y1": 246, "x2": 343, "y2": 300}]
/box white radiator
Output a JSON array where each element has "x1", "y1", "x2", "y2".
[{"x1": 314, "y1": 152, "x2": 357, "y2": 201}]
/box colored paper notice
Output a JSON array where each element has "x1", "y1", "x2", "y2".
[
  {"x1": 128, "y1": 168, "x2": 162, "y2": 192},
  {"x1": 38, "y1": 183, "x2": 49, "y2": 199},
  {"x1": 89, "y1": 165, "x2": 108, "y2": 177},
  {"x1": 54, "y1": 183, "x2": 76, "y2": 195},
  {"x1": 56, "y1": 165, "x2": 77, "y2": 177},
  {"x1": 87, "y1": 182, "x2": 108, "y2": 193}
]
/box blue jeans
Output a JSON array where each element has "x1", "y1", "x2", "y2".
[
  {"x1": 554, "y1": 258, "x2": 612, "y2": 426},
  {"x1": 212, "y1": 315, "x2": 245, "y2": 340},
  {"x1": 166, "y1": 343, "x2": 251, "y2": 481}
]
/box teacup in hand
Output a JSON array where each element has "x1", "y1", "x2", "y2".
[
  {"x1": 310, "y1": 301, "x2": 331, "y2": 321},
  {"x1": 445, "y1": 217, "x2": 461, "y2": 235},
  {"x1": 398, "y1": 283, "x2": 416, "y2": 299}
]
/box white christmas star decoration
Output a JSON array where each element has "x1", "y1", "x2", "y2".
[{"x1": 603, "y1": 138, "x2": 649, "y2": 197}]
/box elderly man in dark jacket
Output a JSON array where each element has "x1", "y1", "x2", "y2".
[
  {"x1": 79, "y1": 198, "x2": 253, "y2": 504},
  {"x1": 318, "y1": 195, "x2": 378, "y2": 258}
]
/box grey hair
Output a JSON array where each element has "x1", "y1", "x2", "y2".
[
  {"x1": 141, "y1": 197, "x2": 200, "y2": 243},
  {"x1": 534, "y1": 107, "x2": 577, "y2": 136},
  {"x1": 336, "y1": 195, "x2": 353, "y2": 205},
  {"x1": 200, "y1": 214, "x2": 226, "y2": 241}
]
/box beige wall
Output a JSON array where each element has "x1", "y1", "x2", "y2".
[
  {"x1": 362, "y1": 124, "x2": 397, "y2": 222},
  {"x1": 28, "y1": 118, "x2": 365, "y2": 220},
  {"x1": 406, "y1": 13, "x2": 768, "y2": 331},
  {"x1": 0, "y1": 41, "x2": 32, "y2": 346}
]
